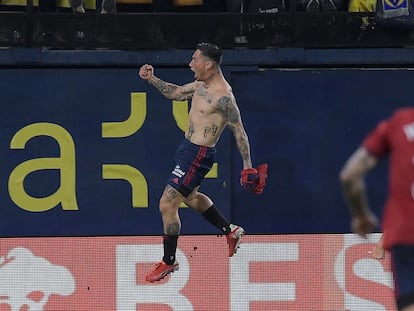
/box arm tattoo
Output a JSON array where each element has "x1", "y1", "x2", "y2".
[
  {"x1": 175, "y1": 89, "x2": 194, "y2": 101},
  {"x1": 234, "y1": 129, "x2": 251, "y2": 164},
  {"x1": 149, "y1": 77, "x2": 178, "y2": 98},
  {"x1": 217, "y1": 96, "x2": 239, "y2": 123},
  {"x1": 149, "y1": 77, "x2": 194, "y2": 100},
  {"x1": 225, "y1": 114, "x2": 252, "y2": 166},
  {"x1": 216, "y1": 95, "x2": 252, "y2": 166},
  {"x1": 340, "y1": 148, "x2": 377, "y2": 216}
]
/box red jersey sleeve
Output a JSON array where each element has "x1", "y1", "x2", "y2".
[{"x1": 362, "y1": 120, "x2": 390, "y2": 158}]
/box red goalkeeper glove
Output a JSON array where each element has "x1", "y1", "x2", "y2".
[{"x1": 240, "y1": 163, "x2": 268, "y2": 194}]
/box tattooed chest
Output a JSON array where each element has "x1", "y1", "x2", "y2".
[{"x1": 195, "y1": 86, "x2": 214, "y2": 104}]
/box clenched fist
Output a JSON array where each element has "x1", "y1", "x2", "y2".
[{"x1": 139, "y1": 64, "x2": 154, "y2": 80}]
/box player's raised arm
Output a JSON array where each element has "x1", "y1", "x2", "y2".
[{"x1": 139, "y1": 64, "x2": 197, "y2": 100}]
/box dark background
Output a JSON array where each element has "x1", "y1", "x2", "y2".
[{"x1": 0, "y1": 4, "x2": 412, "y2": 237}]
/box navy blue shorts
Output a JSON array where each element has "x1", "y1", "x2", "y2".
[
  {"x1": 391, "y1": 245, "x2": 414, "y2": 310},
  {"x1": 167, "y1": 139, "x2": 216, "y2": 197}
]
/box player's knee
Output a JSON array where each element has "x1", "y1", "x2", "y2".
[
  {"x1": 159, "y1": 199, "x2": 171, "y2": 215},
  {"x1": 159, "y1": 196, "x2": 180, "y2": 216}
]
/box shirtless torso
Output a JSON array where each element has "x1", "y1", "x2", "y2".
[
  {"x1": 185, "y1": 80, "x2": 234, "y2": 147},
  {"x1": 139, "y1": 49, "x2": 251, "y2": 168}
]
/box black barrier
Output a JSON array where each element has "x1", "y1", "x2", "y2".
[{"x1": 0, "y1": 11, "x2": 413, "y2": 50}]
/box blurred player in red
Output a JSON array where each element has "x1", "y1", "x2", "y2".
[
  {"x1": 139, "y1": 43, "x2": 267, "y2": 282},
  {"x1": 340, "y1": 107, "x2": 414, "y2": 311}
]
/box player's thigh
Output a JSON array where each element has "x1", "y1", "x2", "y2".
[
  {"x1": 183, "y1": 186, "x2": 200, "y2": 204},
  {"x1": 160, "y1": 185, "x2": 185, "y2": 212},
  {"x1": 184, "y1": 188, "x2": 213, "y2": 213}
]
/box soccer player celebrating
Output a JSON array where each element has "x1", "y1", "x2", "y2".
[{"x1": 139, "y1": 43, "x2": 267, "y2": 282}]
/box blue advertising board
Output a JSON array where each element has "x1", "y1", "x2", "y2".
[
  {"x1": 231, "y1": 68, "x2": 407, "y2": 233},
  {"x1": 0, "y1": 68, "x2": 231, "y2": 236},
  {"x1": 0, "y1": 65, "x2": 410, "y2": 236}
]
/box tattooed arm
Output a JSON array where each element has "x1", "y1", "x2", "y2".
[
  {"x1": 149, "y1": 76, "x2": 197, "y2": 100},
  {"x1": 339, "y1": 147, "x2": 379, "y2": 237},
  {"x1": 217, "y1": 95, "x2": 253, "y2": 169},
  {"x1": 139, "y1": 64, "x2": 196, "y2": 100}
]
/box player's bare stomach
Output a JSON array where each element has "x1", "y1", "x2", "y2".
[{"x1": 185, "y1": 135, "x2": 217, "y2": 148}]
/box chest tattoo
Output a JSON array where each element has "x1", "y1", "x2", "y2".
[{"x1": 196, "y1": 86, "x2": 213, "y2": 104}]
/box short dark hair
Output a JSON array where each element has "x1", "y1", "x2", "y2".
[{"x1": 197, "y1": 42, "x2": 223, "y2": 66}]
